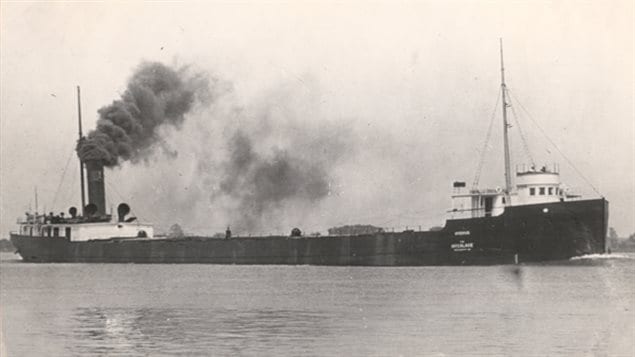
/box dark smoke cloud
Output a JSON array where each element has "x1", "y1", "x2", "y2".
[
  {"x1": 216, "y1": 130, "x2": 332, "y2": 230},
  {"x1": 77, "y1": 62, "x2": 207, "y2": 166},
  {"x1": 182, "y1": 77, "x2": 355, "y2": 233}
]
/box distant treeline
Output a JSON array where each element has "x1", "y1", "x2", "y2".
[
  {"x1": 327, "y1": 225, "x2": 384, "y2": 236},
  {"x1": 609, "y1": 235, "x2": 635, "y2": 253},
  {"x1": 608, "y1": 228, "x2": 635, "y2": 252}
]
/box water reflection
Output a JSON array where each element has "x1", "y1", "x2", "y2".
[
  {"x1": 2, "y1": 253, "x2": 632, "y2": 356},
  {"x1": 70, "y1": 307, "x2": 334, "y2": 356}
]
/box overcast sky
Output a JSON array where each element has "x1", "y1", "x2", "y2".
[{"x1": 1, "y1": 1, "x2": 633, "y2": 236}]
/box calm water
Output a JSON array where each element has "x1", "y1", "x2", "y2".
[{"x1": 1, "y1": 252, "x2": 633, "y2": 356}]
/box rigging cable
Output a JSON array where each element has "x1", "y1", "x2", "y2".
[
  {"x1": 506, "y1": 89, "x2": 603, "y2": 197},
  {"x1": 50, "y1": 146, "x2": 76, "y2": 210},
  {"x1": 507, "y1": 95, "x2": 536, "y2": 167},
  {"x1": 109, "y1": 174, "x2": 167, "y2": 226},
  {"x1": 104, "y1": 178, "x2": 151, "y2": 223},
  {"x1": 472, "y1": 87, "x2": 501, "y2": 189}
]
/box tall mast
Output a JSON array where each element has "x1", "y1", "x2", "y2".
[
  {"x1": 499, "y1": 39, "x2": 512, "y2": 201},
  {"x1": 77, "y1": 86, "x2": 86, "y2": 214}
]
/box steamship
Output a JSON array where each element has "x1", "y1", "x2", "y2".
[{"x1": 10, "y1": 44, "x2": 609, "y2": 265}]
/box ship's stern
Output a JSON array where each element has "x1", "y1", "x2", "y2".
[{"x1": 10, "y1": 233, "x2": 70, "y2": 262}]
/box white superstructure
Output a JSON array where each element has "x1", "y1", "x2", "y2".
[
  {"x1": 17, "y1": 214, "x2": 153, "y2": 242},
  {"x1": 449, "y1": 165, "x2": 573, "y2": 219},
  {"x1": 513, "y1": 166, "x2": 563, "y2": 205}
]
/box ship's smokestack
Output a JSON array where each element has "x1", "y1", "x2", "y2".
[{"x1": 85, "y1": 160, "x2": 106, "y2": 216}]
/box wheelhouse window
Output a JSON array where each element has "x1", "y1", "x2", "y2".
[
  {"x1": 539, "y1": 187, "x2": 545, "y2": 195},
  {"x1": 548, "y1": 187, "x2": 553, "y2": 195},
  {"x1": 53, "y1": 227, "x2": 59, "y2": 237},
  {"x1": 529, "y1": 187, "x2": 535, "y2": 196}
]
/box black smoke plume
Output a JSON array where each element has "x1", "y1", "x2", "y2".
[
  {"x1": 77, "y1": 62, "x2": 206, "y2": 166},
  {"x1": 215, "y1": 130, "x2": 334, "y2": 231}
]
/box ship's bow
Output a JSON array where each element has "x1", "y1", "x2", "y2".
[{"x1": 513, "y1": 198, "x2": 609, "y2": 262}]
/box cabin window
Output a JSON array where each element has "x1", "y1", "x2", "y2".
[
  {"x1": 47, "y1": 226, "x2": 52, "y2": 237},
  {"x1": 30, "y1": 227, "x2": 33, "y2": 236},
  {"x1": 539, "y1": 187, "x2": 545, "y2": 195},
  {"x1": 53, "y1": 227, "x2": 59, "y2": 237},
  {"x1": 502, "y1": 197, "x2": 506, "y2": 204},
  {"x1": 65, "y1": 227, "x2": 71, "y2": 239},
  {"x1": 529, "y1": 187, "x2": 535, "y2": 196},
  {"x1": 548, "y1": 187, "x2": 553, "y2": 195}
]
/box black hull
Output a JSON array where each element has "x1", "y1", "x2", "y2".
[{"x1": 10, "y1": 199, "x2": 608, "y2": 265}]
